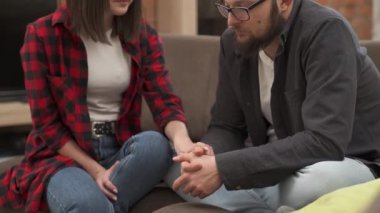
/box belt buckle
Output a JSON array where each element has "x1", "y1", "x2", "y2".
[
  {"x1": 91, "y1": 121, "x2": 103, "y2": 139},
  {"x1": 91, "y1": 121, "x2": 115, "y2": 138}
]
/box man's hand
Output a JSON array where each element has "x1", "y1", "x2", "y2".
[
  {"x1": 94, "y1": 161, "x2": 119, "y2": 201},
  {"x1": 172, "y1": 154, "x2": 222, "y2": 198},
  {"x1": 174, "y1": 142, "x2": 214, "y2": 174}
]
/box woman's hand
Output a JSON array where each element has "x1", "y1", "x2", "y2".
[
  {"x1": 165, "y1": 121, "x2": 215, "y2": 156},
  {"x1": 94, "y1": 161, "x2": 120, "y2": 201},
  {"x1": 175, "y1": 141, "x2": 214, "y2": 156},
  {"x1": 192, "y1": 142, "x2": 214, "y2": 156},
  {"x1": 174, "y1": 141, "x2": 215, "y2": 174},
  {"x1": 58, "y1": 141, "x2": 120, "y2": 201}
]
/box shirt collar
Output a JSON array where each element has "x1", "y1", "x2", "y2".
[{"x1": 52, "y1": 3, "x2": 71, "y2": 29}]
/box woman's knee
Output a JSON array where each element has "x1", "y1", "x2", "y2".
[
  {"x1": 47, "y1": 167, "x2": 113, "y2": 213},
  {"x1": 130, "y1": 131, "x2": 172, "y2": 162},
  {"x1": 135, "y1": 130, "x2": 169, "y2": 145}
]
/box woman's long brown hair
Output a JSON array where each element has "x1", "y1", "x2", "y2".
[{"x1": 66, "y1": 0, "x2": 142, "y2": 43}]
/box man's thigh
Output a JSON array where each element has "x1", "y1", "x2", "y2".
[
  {"x1": 164, "y1": 163, "x2": 274, "y2": 213},
  {"x1": 165, "y1": 158, "x2": 375, "y2": 212},
  {"x1": 279, "y1": 158, "x2": 375, "y2": 209}
]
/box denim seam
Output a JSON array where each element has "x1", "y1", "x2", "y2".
[
  {"x1": 109, "y1": 157, "x2": 128, "y2": 182},
  {"x1": 109, "y1": 136, "x2": 135, "y2": 182},
  {"x1": 98, "y1": 136, "x2": 105, "y2": 160},
  {"x1": 243, "y1": 190, "x2": 274, "y2": 210},
  {"x1": 47, "y1": 190, "x2": 67, "y2": 213},
  {"x1": 108, "y1": 200, "x2": 115, "y2": 213}
]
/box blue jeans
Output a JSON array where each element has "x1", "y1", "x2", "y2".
[
  {"x1": 165, "y1": 158, "x2": 375, "y2": 212},
  {"x1": 46, "y1": 131, "x2": 172, "y2": 213}
]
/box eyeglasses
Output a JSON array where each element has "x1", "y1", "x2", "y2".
[{"x1": 215, "y1": 0, "x2": 266, "y2": 21}]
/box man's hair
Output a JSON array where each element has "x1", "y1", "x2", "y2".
[{"x1": 66, "y1": 0, "x2": 142, "y2": 43}]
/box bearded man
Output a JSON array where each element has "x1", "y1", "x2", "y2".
[{"x1": 165, "y1": 0, "x2": 380, "y2": 212}]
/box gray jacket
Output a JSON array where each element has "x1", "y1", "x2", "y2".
[{"x1": 203, "y1": 0, "x2": 380, "y2": 190}]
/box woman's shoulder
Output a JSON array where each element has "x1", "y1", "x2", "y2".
[
  {"x1": 27, "y1": 13, "x2": 55, "y2": 31},
  {"x1": 25, "y1": 11, "x2": 75, "y2": 46},
  {"x1": 124, "y1": 20, "x2": 161, "y2": 49},
  {"x1": 27, "y1": 6, "x2": 68, "y2": 36},
  {"x1": 138, "y1": 19, "x2": 159, "y2": 39}
]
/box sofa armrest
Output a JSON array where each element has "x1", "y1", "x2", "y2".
[{"x1": 360, "y1": 40, "x2": 380, "y2": 70}]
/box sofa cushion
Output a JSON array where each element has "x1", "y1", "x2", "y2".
[
  {"x1": 141, "y1": 35, "x2": 220, "y2": 141},
  {"x1": 0, "y1": 156, "x2": 22, "y2": 174},
  {"x1": 154, "y1": 202, "x2": 233, "y2": 213},
  {"x1": 360, "y1": 40, "x2": 380, "y2": 70},
  {"x1": 130, "y1": 186, "x2": 184, "y2": 213},
  {"x1": 294, "y1": 179, "x2": 380, "y2": 213}
]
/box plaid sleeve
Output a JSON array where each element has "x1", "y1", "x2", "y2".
[
  {"x1": 20, "y1": 23, "x2": 72, "y2": 152},
  {"x1": 141, "y1": 25, "x2": 186, "y2": 130}
]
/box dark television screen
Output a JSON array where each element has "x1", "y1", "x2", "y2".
[{"x1": 0, "y1": 0, "x2": 57, "y2": 101}]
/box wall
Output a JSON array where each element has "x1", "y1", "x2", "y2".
[
  {"x1": 57, "y1": 0, "x2": 65, "y2": 5},
  {"x1": 142, "y1": 0, "x2": 157, "y2": 28},
  {"x1": 374, "y1": 0, "x2": 380, "y2": 40},
  {"x1": 143, "y1": 0, "x2": 198, "y2": 35},
  {"x1": 146, "y1": 0, "x2": 375, "y2": 39},
  {"x1": 156, "y1": 0, "x2": 197, "y2": 35},
  {"x1": 58, "y1": 0, "x2": 376, "y2": 39},
  {"x1": 315, "y1": 0, "x2": 373, "y2": 40}
]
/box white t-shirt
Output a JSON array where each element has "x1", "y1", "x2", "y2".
[
  {"x1": 258, "y1": 49, "x2": 277, "y2": 142},
  {"x1": 81, "y1": 30, "x2": 131, "y2": 121}
]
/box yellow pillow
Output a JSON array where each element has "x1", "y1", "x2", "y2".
[{"x1": 295, "y1": 179, "x2": 380, "y2": 213}]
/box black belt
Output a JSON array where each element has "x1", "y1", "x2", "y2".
[{"x1": 91, "y1": 121, "x2": 116, "y2": 138}]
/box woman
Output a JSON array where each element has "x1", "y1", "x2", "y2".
[{"x1": 0, "y1": 0, "x2": 200, "y2": 212}]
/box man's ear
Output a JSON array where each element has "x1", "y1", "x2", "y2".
[{"x1": 278, "y1": 0, "x2": 293, "y2": 14}]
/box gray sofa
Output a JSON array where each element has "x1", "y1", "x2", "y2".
[{"x1": 0, "y1": 35, "x2": 379, "y2": 212}]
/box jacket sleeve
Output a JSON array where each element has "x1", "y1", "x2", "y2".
[
  {"x1": 141, "y1": 24, "x2": 186, "y2": 130},
  {"x1": 21, "y1": 23, "x2": 72, "y2": 153},
  {"x1": 214, "y1": 19, "x2": 360, "y2": 190}
]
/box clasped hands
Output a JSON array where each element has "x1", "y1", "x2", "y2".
[{"x1": 172, "y1": 142, "x2": 223, "y2": 198}]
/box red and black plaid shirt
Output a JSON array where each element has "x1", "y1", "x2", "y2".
[{"x1": 0, "y1": 5, "x2": 185, "y2": 212}]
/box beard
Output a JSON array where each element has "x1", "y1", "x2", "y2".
[{"x1": 234, "y1": 2, "x2": 286, "y2": 56}]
